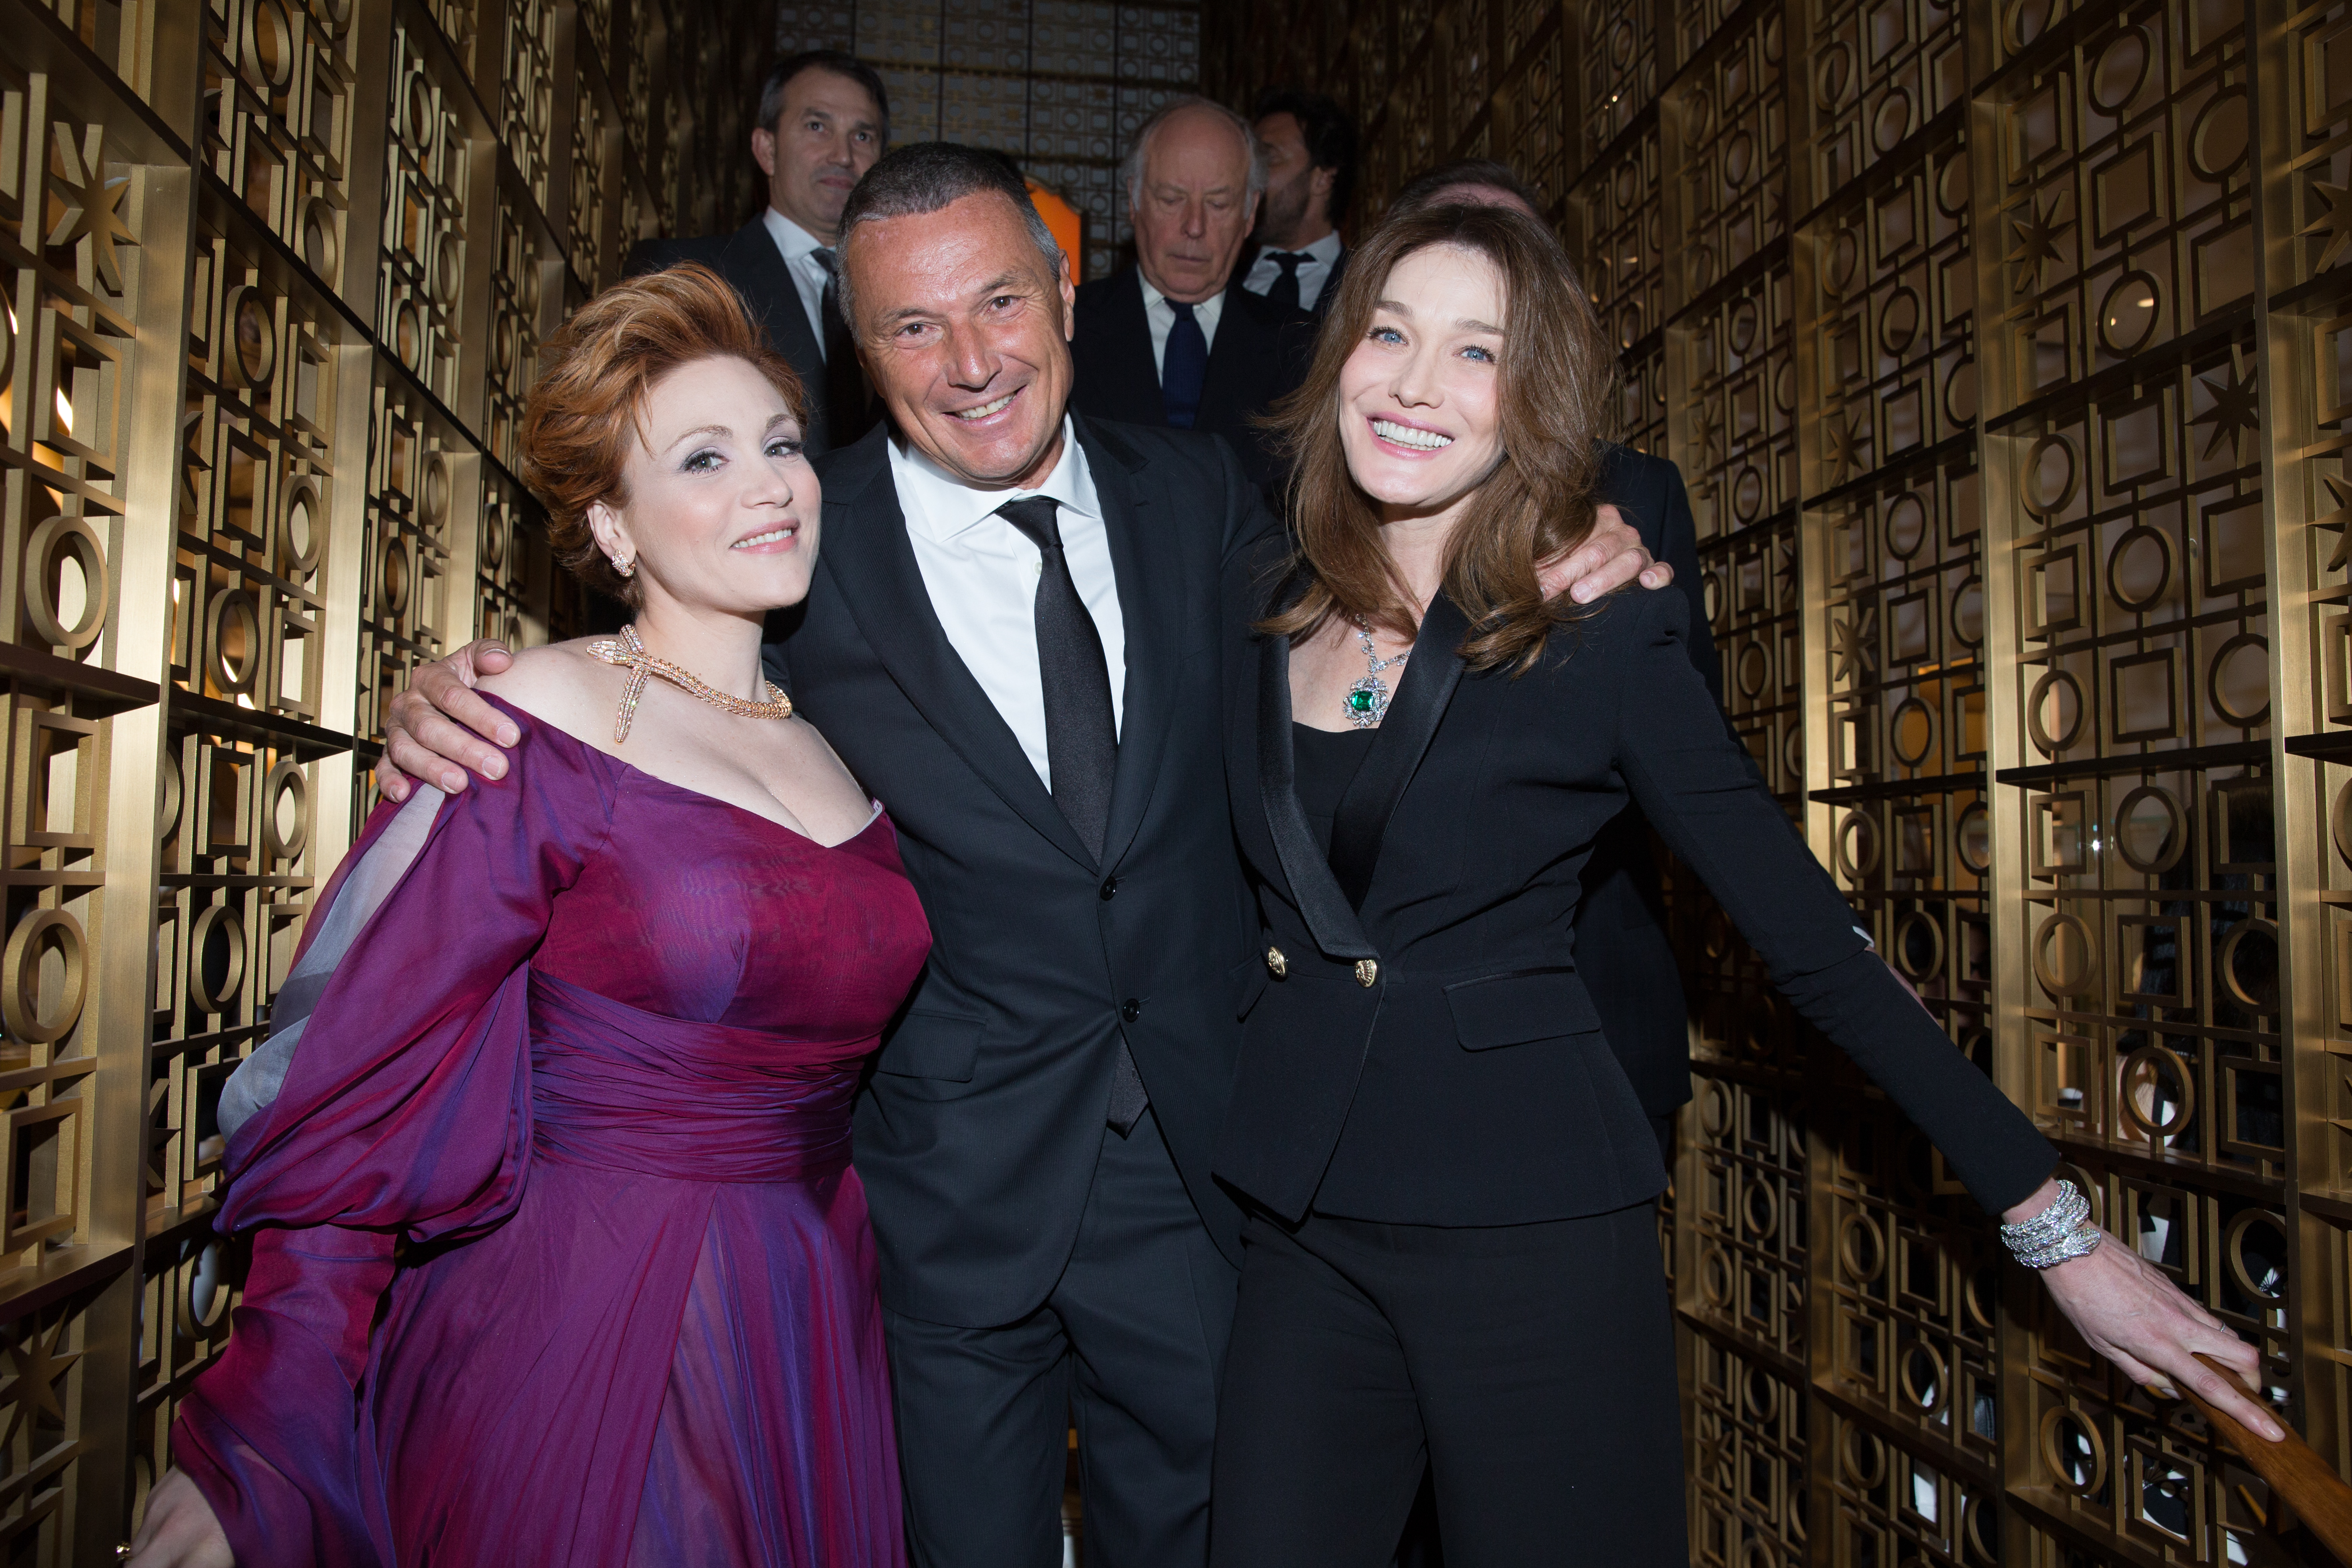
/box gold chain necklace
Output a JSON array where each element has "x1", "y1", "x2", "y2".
[{"x1": 585, "y1": 624, "x2": 794, "y2": 744}]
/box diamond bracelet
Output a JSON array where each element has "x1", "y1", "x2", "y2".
[{"x1": 1999, "y1": 1180, "x2": 2104, "y2": 1269}]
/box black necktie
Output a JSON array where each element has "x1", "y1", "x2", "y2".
[
  {"x1": 812, "y1": 248, "x2": 875, "y2": 445},
  {"x1": 996, "y1": 497, "x2": 1147, "y2": 1133},
  {"x1": 1161, "y1": 300, "x2": 1207, "y2": 430},
  {"x1": 1264, "y1": 250, "x2": 1311, "y2": 314},
  {"x1": 996, "y1": 497, "x2": 1118, "y2": 852}
]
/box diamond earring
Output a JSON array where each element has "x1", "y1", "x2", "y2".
[{"x1": 610, "y1": 554, "x2": 634, "y2": 577}]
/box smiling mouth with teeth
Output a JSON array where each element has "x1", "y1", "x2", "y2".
[
  {"x1": 1371, "y1": 418, "x2": 1454, "y2": 450},
  {"x1": 732, "y1": 526, "x2": 796, "y2": 549},
  {"x1": 952, "y1": 392, "x2": 1017, "y2": 421}
]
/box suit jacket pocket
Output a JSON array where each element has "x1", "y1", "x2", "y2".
[
  {"x1": 1232, "y1": 956, "x2": 1270, "y2": 1022},
  {"x1": 877, "y1": 1009, "x2": 985, "y2": 1081},
  {"x1": 1445, "y1": 966, "x2": 1603, "y2": 1051}
]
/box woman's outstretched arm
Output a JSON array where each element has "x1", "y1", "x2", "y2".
[{"x1": 1604, "y1": 587, "x2": 2282, "y2": 1442}]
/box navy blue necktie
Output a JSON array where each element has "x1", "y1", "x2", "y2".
[{"x1": 1160, "y1": 299, "x2": 1207, "y2": 430}]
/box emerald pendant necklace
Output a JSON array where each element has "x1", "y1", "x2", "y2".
[{"x1": 1344, "y1": 617, "x2": 1409, "y2": 729}]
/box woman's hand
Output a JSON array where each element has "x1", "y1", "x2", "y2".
[
  {"x1": 125, "y1": 1470, "x2": 233, "y2": 1568},
  {"x1": 2011, "y1": 1178, "x2": 2283, "y2": 1441},
  {"x1": 377, "y1": 639, "x2": 521, "y2": 801}
]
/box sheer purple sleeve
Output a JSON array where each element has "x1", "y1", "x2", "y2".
[{"x1": 171, "y1": 702, "x2": 614, "y2": 1568}]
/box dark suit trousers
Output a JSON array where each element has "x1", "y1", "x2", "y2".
[
  {"x1": 885, "y1": 1107, "x2": 1237, "y2": 1568},
  {"x1": 1209, "y1": 1205, "x2": 1687, "y2": 1568}
]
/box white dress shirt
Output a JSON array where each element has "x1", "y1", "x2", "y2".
[
  {"x1": 1242, "y1": 230, "x2": 1345, "y2": 312},
  {"x1": 760, "y1": 207, "x2": 833, "y2": 358},
  {"x1": 889, "y1": 417, "x2": 1126, "y2": 791},
  {"x1": 1139, "y1": 275, "x2": 1226, "y2": 380}
]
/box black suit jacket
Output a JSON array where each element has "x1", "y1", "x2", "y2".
[
  {"x1": 1069, "y1": 268, "x2": 1312, "y2": 497},
  {"x1": 1582, "y1": 450, "x2": 1713, "y2": 1116},
  {"x1": 770, "y1": 416, "x2": 1274, "y2": 1326},
  {"x1": 629, "y1": 219, "x2": 838, "y2": 455},
  {"x1": 1215, "y1": 520, "x2": 2057, "y2": 1230}
]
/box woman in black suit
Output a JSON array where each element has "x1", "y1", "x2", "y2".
[{"x1": 1209, "y1": 203, "x2": 2279, "y2": 1566}]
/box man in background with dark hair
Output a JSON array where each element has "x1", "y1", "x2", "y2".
[
  {"x1": 1244, "y1": 89, "x2": 1356, "y2": 318},
  {"x1": 628, "y1": 50, "x2": 889, "y2": 455}
]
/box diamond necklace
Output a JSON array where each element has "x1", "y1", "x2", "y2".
[
  {"x1": 585, "y1": 624, "x2": 794, "y2": 744},
  {"x1": 1343, "y1": 617, "x2": 1409, "y2": 729}
]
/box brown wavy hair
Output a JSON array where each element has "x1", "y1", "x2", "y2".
[
  {"x1": 1260, "y1": 204, "x2": 1615, "y2": 672},
  {"x1": 517, "y1": 263, "x2": 806, "y2": 607}
]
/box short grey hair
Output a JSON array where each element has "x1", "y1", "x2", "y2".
[
  {"x1": 834, "y1": 142, "x2": 1065, "y2": 329},
  {"x1": 1120, "y1": 96, "x2": 1267, "y2": 211}
]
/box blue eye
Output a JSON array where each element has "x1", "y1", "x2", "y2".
[
  {"x1": 1369, "y1": 325, "x2": 1404, "y2": 345},
  {"x1": 1462, "y1": 345, "x2": 1497, "y2": 363}
]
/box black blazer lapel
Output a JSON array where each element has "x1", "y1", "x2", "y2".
[
  {"x1": 1200, "y1": 276, "x2": 1278, "y2": 425},
  {"x1": 812, "y1": 432, "x2": 1100, "y2": 870},
  {"x1": 1254, "y1": 605, "x2": 1378, "y2": 961},
  {"x1": 719, "y1": 219, "x2": 832, "y2": 450},
  {"x1": 1328, "y1": 593, "x2": 1470, "y2": 909},
  {"x1": 1315, "y1": 245, "x2": 1349, "y2": 318},
  {"x1": 1087, "y1": 270, "x2": 1166, "y2": 426},
  {"x1": 1084, "y1": 418, "x2": 1182, "y2": 869}
]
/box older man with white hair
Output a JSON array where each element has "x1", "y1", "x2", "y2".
[{"x1": 1070, "y1": 96, "x2": 1311, "y2": 495}]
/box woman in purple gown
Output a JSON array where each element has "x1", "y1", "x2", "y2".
[{"x1": 129, "y1": 265, "x2": 929, "y2": 1568}]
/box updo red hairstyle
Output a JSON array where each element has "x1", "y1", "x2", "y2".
[{"x1": 517, "y1": 263, "x2": 806, "y2": 607}]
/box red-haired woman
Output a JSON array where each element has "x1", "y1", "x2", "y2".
[
  {"x1": 1208, "y1": 204, "x2": 2280, "y2": 1565},
  {"x1": 129, "y1": 265, "x2": 927, "y2": 1568}
]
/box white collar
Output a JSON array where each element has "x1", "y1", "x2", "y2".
[
  {"x1": 761, "y1": 207, "x2": 829, "y2": 262},
  {"x1": 1139, "y1": 272, "x2": 1226, "y2": 324},
  {"x1": 889, "y1": 415, "x2": 1097, "y2": 545},
  {"x1": 1299, "y1": 230, "x2": 1345, "y2": 264}
]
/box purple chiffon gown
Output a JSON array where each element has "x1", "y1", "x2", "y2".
[{"x1": 173, "y1": 694, "x2": 930, "y2": 1568}]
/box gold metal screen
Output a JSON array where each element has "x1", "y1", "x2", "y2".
[
  {"x1": 0, "y1": 0, "x2": 763, "y2": 1556},
  {"x1": 1204, "y1": 0, "x2": 2352, "y2": 1561}
]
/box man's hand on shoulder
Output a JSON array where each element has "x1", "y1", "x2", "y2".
[
  {"x1": 377, "y1": 640, "x2": 522, "y2": 801},
  {"x1": 1537, "y1": 503, "x2": 1673, "y2": 603}
]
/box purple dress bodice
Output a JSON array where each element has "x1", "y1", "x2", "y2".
[
  {"x1": 172, "y1": 696, "x2": 930, "y2": 1568},
  {"x1": 534, "y1": 766, "x2": 921, "y2": 1033}
]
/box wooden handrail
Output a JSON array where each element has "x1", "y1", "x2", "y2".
[{"x1": 2183, "y1": 1353, "x2": 2352, "y2": 1564}]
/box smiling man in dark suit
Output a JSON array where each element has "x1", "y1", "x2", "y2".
[
  {"x1": 1070, "y1": 98, "x2": 1309, "y2": 496},
  {"x1": 628, "y1": 51, "x2": 888, "y2": 456}
]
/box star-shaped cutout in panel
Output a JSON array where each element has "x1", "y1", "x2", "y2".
[
  {"x1": 1688, "y1": 398, "x2": 1723, "y2": 467},
  {"x1": 1, "y1": 1313, "x2": 81, "y2": 1445},
  {"x1": 1823, "y1": 406, "x2": 1869, "y2": 483},
  {"x1": 179, "y1": 411, "x2": 211, "y2": 518},
  {"x1": 45, "y1": 122, "x2": 136, "y2": 294},
  {"x1": 2322, "y1": 472, "x2": 2352, "y2": 572},
  {"x1": 2190, "y1": 359, "x2": 2260, "y2": 462},
  {"x1": 2008, "y1": 193, "x2": 2070, "y2": 294},
  {"x1": 1830, "y1": 609, "x2": 1871, "y2": 683},
  {"x1": 2306, "y1": 181, "x2": 2352, "y2": 275}
]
